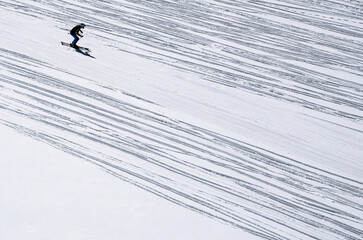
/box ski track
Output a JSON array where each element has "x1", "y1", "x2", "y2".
[{"x1": 1, "y1": 0, "x2": 363, "y2": 239}]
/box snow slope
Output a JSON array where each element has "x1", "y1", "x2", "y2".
[{"x1": 0, "y1": 0, "x2": 362, "y2": 239}]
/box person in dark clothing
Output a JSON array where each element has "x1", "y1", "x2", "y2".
[{"x1": 70, "y1": 23, "x2": 86, "y2": 47}]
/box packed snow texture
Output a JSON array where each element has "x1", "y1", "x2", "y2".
[{"x1": 0, "y1": 0, "x2": 362, "y2": 240}]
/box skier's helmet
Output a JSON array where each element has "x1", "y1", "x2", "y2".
[{"x1": 80, "y1": 23, "x2": 86, "y2": 27}]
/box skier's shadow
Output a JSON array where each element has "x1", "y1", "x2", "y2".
[{"x1": 76, "y1": 49, "x2": 95, "y2": 58}]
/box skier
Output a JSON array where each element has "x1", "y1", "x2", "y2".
[{"x1": 70, "y1": 23, "x2": 86, "y2": 47}]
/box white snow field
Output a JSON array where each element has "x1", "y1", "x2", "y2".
[{"x1": 0, "y1": 0, "x2": 362, "y2": 239}]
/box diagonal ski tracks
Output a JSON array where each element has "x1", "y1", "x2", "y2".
[
  {"x1": 0, "y1": 48, "x2": 362, "y2": 239},
  {"x1": 1, "y1": 0, "x2": 363, "y2": 239}
]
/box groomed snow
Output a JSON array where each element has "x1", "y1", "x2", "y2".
[
  {"x1": 0, "y1": 124, "x2": 249, "y2": 240},
  {"x1": 0, "y1": 0, "x2": 362, "y2": 239}
]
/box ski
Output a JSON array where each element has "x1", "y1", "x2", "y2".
[{"x1": 61, "y1": 42, "x2": 91, "y2": 52}]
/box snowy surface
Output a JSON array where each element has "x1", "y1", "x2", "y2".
[
  {"x1": 0, "y1": 0, "x2": 362, "y2": 239},
  {"x1": 0, "y1": 124, "x2": 246, "y2": 240}
]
